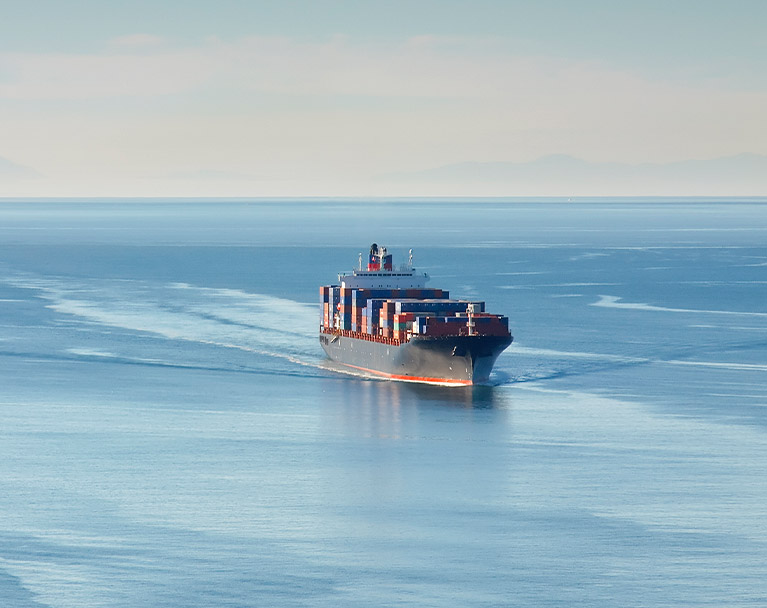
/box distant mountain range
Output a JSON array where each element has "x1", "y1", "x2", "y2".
[
  {"x1": 0, "y1": 156, "x2": 40, "y2": 180},
  {"x1": 377, "y1": 153, "x2": 767, "y2": 196}
]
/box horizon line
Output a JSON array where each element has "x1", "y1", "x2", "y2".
[{"x1": 2, "y1": 195, "x2": 767, "y2": 203}]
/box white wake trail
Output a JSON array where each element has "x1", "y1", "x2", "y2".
[{"x1": 592, "y1": 295, "x2": 767, "y2": 318}]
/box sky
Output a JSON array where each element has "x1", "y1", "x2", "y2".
[{"x1": 1, "y1": 0, "x2": 766, "y2": 197}]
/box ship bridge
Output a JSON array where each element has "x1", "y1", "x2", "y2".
[{"x1": 339, "y1": 244, "x2": 428, "y2": 289}]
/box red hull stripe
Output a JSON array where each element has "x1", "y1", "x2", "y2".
[{"x1": 339, "y1": 362, "x2": 473, "y2": 385}]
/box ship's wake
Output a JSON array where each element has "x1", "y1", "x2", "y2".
[
  {"x1": 4, "y1": 273, "x2": 330, "y2": 377},
  {"x1": 495, "y1": 338, "x2": 767, "y2": 387}
]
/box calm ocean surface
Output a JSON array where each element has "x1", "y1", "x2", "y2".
[{"x1": 1, "y1": 199, "x2": 766, "y2": 607}]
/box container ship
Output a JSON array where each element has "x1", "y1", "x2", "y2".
[{"x1": 319, "y1": 244, "x2": 512, "y2": 385}]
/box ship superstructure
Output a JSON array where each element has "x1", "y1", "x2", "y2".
[{"x1": 319, "y1": 244, "x2": 512, "y2": 385}]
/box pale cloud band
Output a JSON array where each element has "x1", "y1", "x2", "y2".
[{"x1": 1, "y1": 35, "x2": 765, "y2": 196}]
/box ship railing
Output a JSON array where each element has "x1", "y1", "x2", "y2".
[
  {"x1": 320, "y1": 326, "x2": 403, "y2": 346},
  {"x1": 321, "y1": 324, "x2": 510, "y2": 341}
]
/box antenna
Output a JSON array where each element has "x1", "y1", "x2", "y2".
[
  {"x1": 358, "y1": 253, "x2": 362, "y2": 271},
  {"x1": 409, "y1": 249, "x2": 414, "y2": 267}
]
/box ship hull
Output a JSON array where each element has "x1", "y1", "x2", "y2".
[{"x1": 320, "y1": 332, "x2": 512, "y2": 385}]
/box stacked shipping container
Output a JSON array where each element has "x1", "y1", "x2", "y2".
[{"x1": 320, "y1": 286, "x2": 509, "y2": 342}]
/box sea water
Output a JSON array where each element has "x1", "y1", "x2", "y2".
[{"x1": 1, "y1": 199, "x2": 766, "y2": 607}]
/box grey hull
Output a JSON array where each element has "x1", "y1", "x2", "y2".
[{"x1": 319, "y1": 333, "x2": 512, "y2": 385}]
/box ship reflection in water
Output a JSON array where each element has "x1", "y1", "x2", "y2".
[
  {"x1": 320, "y1": 373, "x2": 512, "y2": 442},
  {"x1": 397, "y1": 381, "x2": 502, "y2": 409}
]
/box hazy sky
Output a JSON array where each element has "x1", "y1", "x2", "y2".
[{"x1": 1, "y1": 0, "x2": 766, "y2": 196}]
